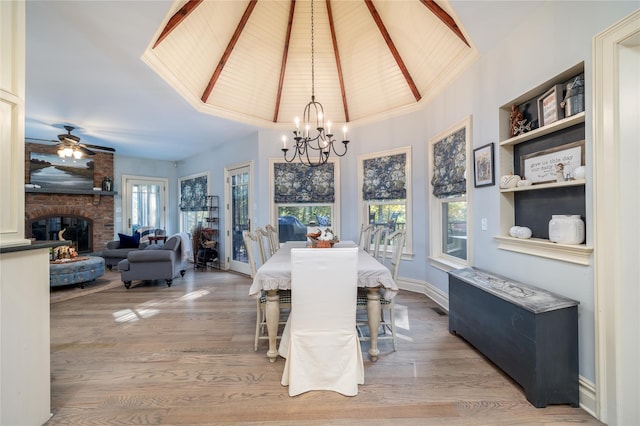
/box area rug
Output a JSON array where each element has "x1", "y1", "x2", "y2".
[{"x1": 50, "y1": 270, "x2": 122, "y2": 304}]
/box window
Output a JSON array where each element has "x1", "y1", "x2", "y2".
[
  {"x1": 428, "y1": 116, "x2": 472, "y2": 270},
  {"x1": 270, "y1": 159, "x2": 340, "y2": 243},
  {"x1": 358, "y1": 147, "x2": 412, "y2": 255},
  {"x1": 179, "y1": 172, "x2": 210, "y2": 235}
]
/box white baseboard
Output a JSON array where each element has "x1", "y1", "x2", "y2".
[{"x1": 397, "y1": 275, "x2": 597, "y2": 415}]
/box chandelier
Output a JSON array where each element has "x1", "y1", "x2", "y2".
[{"x1": 281, "y1": 0, "x2": 349, "y2": 167}]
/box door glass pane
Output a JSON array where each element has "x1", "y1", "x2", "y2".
[
  {"x1": 442, "y1": 200, "x2": 467, "y2": 260},
  {"x1": 231, "y1": 171, "x2": 249, "y2": 262},
  {"x1": 131, "y1": 184, "x2": 161, "y2": 229}
]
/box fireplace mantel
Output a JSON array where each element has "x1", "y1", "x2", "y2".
[{"x1": 25, "y1": 188, "x2": 117, "y2": 196}]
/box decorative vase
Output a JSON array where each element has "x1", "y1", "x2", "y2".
[
  {"x1": 573, "y1": 166, "x2": 586, "y2": 180},
  {"x1": 317, "y1": 240, "x2": 332, "y2": 248},
  {"x1": 101, "y1": 177, "x2": 113, "y2": 191},
  {"x1": 548, "y1": 215, "x2": 585, "y2": 244}
]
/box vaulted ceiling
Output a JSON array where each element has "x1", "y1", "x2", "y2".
[
  {"x1": 142, "y1": 0, "x2": 478, "y2": 129},
  {"x1": 24, "y1": 1, "x2": 540, "y2": 161}
]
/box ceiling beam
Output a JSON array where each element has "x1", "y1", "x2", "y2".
[
  {"x1": 152, "y1": 0, "x2": 203, "y2": 49},
  {"x1": 364, "y1": 0, "x2": 421, "y2": 102},
  {"x1": 201, "y1": 0, "x2": 258, "y2": 103},
  {"x1": 273, "y1": 0, "x2": 297, "y2": 122},
  {"x1": 419, "y1": 0, "x2": 470, "y2": 47},
  {"x1": 326, "y1": 0, "x2": 350, "y2": 123}
]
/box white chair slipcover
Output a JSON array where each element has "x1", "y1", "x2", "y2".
[{"x1": 280, "y1": 247, "x2": 364, "y2": 396}]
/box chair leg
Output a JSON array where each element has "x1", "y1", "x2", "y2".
[{"x1": 254, "y1": 302, "x2": 261, "y2": 351}]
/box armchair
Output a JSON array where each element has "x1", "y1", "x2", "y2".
[{"x1": 117, "y1": 234, "x2": 189, "y2": 289}]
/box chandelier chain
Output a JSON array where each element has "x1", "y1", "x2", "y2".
[{"x1": 310, "y1": 0, "x2": 315, "y2": 99}]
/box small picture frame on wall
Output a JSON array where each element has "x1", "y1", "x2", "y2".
[
  {"x1": 473, "y1": 143, "x2": 494, "y2": 187},
  {"x1": 537, "y1": 84, "x2": 564, "y2": 127}
]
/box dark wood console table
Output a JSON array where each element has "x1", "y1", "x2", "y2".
[{"x1": 448, "y1": 267, "x2": 579, "y2": 408}]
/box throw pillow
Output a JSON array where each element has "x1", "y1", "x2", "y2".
[{"x1": 118, "y1": 232, "x2": 140, "y2": 248}]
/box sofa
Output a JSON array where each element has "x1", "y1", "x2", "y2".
[
  {"x1": 101, "y1": 227, "x2": 163, "y2": 270},
  {"x1": 117, "y1": 234, "x2": 190, "y2": 289}
]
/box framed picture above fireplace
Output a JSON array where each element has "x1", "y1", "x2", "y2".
[{"x1": 29, "y1": 152, "x2": 94, "y2": 190}]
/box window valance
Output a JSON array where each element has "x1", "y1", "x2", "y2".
[
  {"x1": 362, "y1": 153, "x2": 407, "y2": 200},
  {"x1": 431, "y1": 127, "x2": 466, "y2": 198},
  {"x1": 274, "y1": 163, "x2": 335, "y2": 203},
  {"x1": 180, "y1": 175, "x2": 207, "y2": 211}
]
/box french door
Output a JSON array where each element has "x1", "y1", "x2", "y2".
[
  {"x1": 121, "y1": 175, "x2": 168, "y2": 234},
  {"x1": 225, "y1": 163, "x2": 252, "y2": 275}
]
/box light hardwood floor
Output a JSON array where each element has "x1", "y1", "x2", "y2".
[{"x1": 47, "y1": 269, "x2": 601, "y2": 425}]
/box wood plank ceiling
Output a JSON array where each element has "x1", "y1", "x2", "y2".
[{"x1": 142, "y1": 0, "x2": 477, "y2": 129}]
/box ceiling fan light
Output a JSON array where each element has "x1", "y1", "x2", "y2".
[
  {"x1": 63, "y1": 147, "x2": 73, "y2": 157},
  {"x1": 73, "y1": 149, "x2": 82, "y2": 159},
  {"x1": 57, "y1": 148, "x2": 65, "y2": 158}
]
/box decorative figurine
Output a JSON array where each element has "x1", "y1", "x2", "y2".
[
  {"x1": 510, "y1": 105, "x2": 524, "y2": 137},
  {"x1": 556, "y1": 163, "x2": 566, "y2": 182}
]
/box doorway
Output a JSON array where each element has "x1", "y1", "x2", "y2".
[
  {"x1": 225, "y1": 163, "x2": 253, "y2": 275},
  {"x1": 121, "y1": 175, "x2": 168, "y2": 234}
]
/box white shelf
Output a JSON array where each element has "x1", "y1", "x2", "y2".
[
  {"x1": 500, "y1": 179, "x2": 585, "y2": 193},
  {"x1": 500, "y1": 112, "x2": 585, "y2": 147},
  {"x1": 494, "y1": 236, "x2": 593, "y2": 266}
]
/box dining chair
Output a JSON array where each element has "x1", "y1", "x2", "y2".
[
  {"x1": 254, "y1": 227, "x2": 271, "y2": 263},
  {"x1": 358, "y1": 223, "x2": 375, "y2": 253},
  {"x1": 264, "y1": 224, "x2": 280, "y2": 255},
  {"x1": 357, "y1": 228, "x2": 405, "y2": 351},
  {"x1": 280, "y1": 247, "x2": 364, "y2": 396},
  {"x1": 370, "y1": 226, "x2": 385, "y2": 262},
  {"x1": 243, "y1": 230, "x2": 291, "y2": 351}
]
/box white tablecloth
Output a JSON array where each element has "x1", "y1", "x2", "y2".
[{"x1": 248, "y1": 241, "x2": 398, "y2": 299}]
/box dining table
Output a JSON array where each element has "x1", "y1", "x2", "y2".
[{"x1": 248, "y1": 240, "x2": 398, "y2": 363}]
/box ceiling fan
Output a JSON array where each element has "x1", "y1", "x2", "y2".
[{"x1": 26, "y1": 125, "x2": 116, "y2": 157}]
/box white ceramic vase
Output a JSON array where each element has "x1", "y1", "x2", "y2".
[
  {"x1": 500, "y1": 175, "x2": 521, "y2": 189},
  {"x1": 548, "y1": 215, "x2": 585, "y2": 244},
  {"x1": 573, "y1": 166, "x2": 586, "y2": 180}
]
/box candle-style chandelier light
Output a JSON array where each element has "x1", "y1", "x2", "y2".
[{"x1": 281, "y1": 0, "x2": 349, "y2": 167}]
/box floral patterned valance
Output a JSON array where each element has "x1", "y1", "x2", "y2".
[
  {"x1": 180, "y1": 175, "x2": 208, "y2": 211},
  {"x1": 431, "y1": 127, "x2": 466, "y2": 198},
  {"x1": 362, "y1": 153, "x2": 407, "y2": 200},
  {"x1": 274, "y1": 163, "x2": 335, "y2": 203}
]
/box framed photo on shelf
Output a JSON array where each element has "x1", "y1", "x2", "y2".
[
  {"x1": 537, "y1": 84, "x2": 564, "y2": 127},
  {"x1": 473, "y1": 143, "x2": 494, "y2": 187},
  {"x1": 520, "y1": 140, "x2": 584, "y2": 184}
]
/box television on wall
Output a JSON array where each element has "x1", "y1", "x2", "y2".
[{"x1": 29, "y1": 152, "x2": 94, "y2": 190}]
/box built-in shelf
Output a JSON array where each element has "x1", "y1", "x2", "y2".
[
  {"x1": 494, "y1": 236, "x2": 593, "y2": 266},
  {"x1": 500, "y1": 112, "x2": 585, "y2": 147},
  {"x1": 25, "y1": 188, "x2": 117, "y2": 196},
  {"x1": 500, "y1": 179, "x2": 585, "y2": 193},
  {"x1": 497, "y1": 62, "x2": 588, "y2": 265}
]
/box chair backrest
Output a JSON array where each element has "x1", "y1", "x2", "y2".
[
  {"x1": 264, "y1": 224, "x2": 280, "y2": 255},
  {"x1": 358, "y1": 224, "x2": 375, "y2": 252},
  {"x1": 242, "y1": 230, "x2": 259, "y2": 278},
  {"x1": 370, "y1": 226, "x2": 384, "y2": 260},
  {"x1": 386, "y1": 229, "x2": 406, "y2": 282},
  {"x1": 290, "y1": 248, "x2": 358, "y2": 331},
  {"x1": 254, "y1": 227, "x2": 270, "y2": 263},
  {"x1": 374, "y1": 227, "x2": 389, "y2": 264}
]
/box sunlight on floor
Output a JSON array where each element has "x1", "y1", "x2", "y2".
[{"x1": 112, "y1": 288, "x2": 212, "y2": 323}]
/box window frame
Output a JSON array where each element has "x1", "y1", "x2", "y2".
[
  {"x1": 357, "y1": 146, "x2": 413, "y2": 257},
  {"x1": 428, "y1": 115, "x2": 473, "y2": 271},
  {"x1": 269, "y1": 157, "x2": 341, "y2": 240},
  {"x1": 178, "y1": 171, "x2": 211, "y2": 235}
]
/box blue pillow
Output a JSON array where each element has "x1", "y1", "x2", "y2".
[{"x1": 118, "y1": 232, "x2": 140, "y2": 248}]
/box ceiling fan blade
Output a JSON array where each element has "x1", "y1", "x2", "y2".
[
  {"x1": 25, "y1": 137, "x2": 58, "y2": 144},
  {"x1": 81, "y1": 143, "x2": 116, "y2": 153},
  {"x1": 79, "y1": 146, "x2": 96, "y2": 156}
]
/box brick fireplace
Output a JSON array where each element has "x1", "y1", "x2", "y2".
[{"x1": 25, "y1": 143, "x2": 115, "y2": 253}]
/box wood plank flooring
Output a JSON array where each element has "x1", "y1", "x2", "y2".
[{"x1": 47, "y1": 269, "x2": 602, "y2": 425}]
